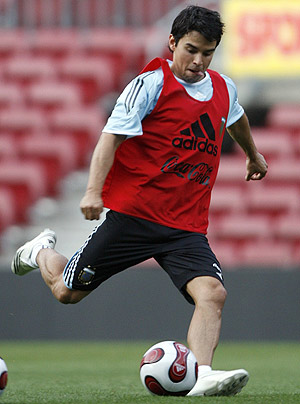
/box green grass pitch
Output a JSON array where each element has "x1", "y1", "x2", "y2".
[{"x1": 1, "y1": 341, "x2": 299, "y2": 403}]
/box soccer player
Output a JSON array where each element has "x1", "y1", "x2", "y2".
[{"x1": 11, "y1": 6, "x2": 267, "y2": 396}]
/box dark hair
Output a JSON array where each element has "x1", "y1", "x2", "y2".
[{"x1": 170, "y1": 5, "x2": 225, "y2": 47}]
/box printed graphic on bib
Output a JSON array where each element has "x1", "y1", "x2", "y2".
[
  {"x1": 172, "y1": 113, "x2": 219, "y2": 156},
  {"x1": 161, "y1": 156, "x2": 213, "y2": 186}
]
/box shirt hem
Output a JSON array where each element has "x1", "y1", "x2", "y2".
[{"x1": 104, "y1": 205, "x2": 208, "y2": 235}]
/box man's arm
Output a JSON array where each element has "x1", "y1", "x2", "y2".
[
  {"x1": 80, "y1": 132, "x2": 126, "y2": 220},
  {"x1": 227, "y1": 113, "x2": 268, "y2": 181}
]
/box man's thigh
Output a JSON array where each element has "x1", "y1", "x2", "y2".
[
  {"x1": 154, "y1": 233, "x2": 224, "y2": 304},
  {"x1": 63, "y1": 211, "x2": 159, "y2": 291}
]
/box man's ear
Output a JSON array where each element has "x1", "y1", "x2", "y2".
[{"x1": 168, "y1": 34, "x2": 176, "y2": 52}]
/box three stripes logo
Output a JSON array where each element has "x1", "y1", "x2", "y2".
[
  {"x1": 172, "y1": 113, "x2": 224, "y2": 157},
  {"x1": 124, "y1": 72, "x2": 155, "y2": 114}
]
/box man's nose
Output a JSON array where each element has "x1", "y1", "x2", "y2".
[{"x1": 193, "y1": 54, "x2": 203, "y2": 66}]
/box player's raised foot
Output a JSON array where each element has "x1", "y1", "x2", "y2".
[
  {"x1": 187, "y1": 368, "x2": 249, "y2": 397},
  {"x1": 11, "y1": 228, "x2": 56, "y2": 276}
]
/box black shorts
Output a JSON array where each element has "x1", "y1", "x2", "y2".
[{"x1": 63, "y1": 210, "x2": 224, "y2": 304}]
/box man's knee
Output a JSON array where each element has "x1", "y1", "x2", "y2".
[
  {"x1": 186, "y1": 276, "x2": 227, "y2": 307},
  {"x1": 55, "y1": 286, "x2": 88, "y2": 305}
]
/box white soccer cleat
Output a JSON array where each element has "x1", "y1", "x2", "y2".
[
  {"x1": 11, "y1": 228, "x2": 56, "y2": 276},
  {"x1": 187, "y1": 368, "x2": 249, "y2": 396}
]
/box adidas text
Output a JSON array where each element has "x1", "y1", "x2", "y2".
[{"x1": 172, "y1": 137, "x2": 218, "y2": 156}]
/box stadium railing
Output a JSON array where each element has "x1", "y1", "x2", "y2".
[{"x1": 0, "y1": 0, "x2": 218, "y2": 29}]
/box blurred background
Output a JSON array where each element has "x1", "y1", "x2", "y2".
[{"x1": 0, "y1": 0, "x2": 299, "y2": 341}]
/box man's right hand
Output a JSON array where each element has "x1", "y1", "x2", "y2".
[{"x1": 80, "y1": 192, "x2": 104, "y2": 220}]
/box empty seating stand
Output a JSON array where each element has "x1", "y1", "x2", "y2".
[
  {"x1": 208, "y1": 103, "x2": 300, "y2": 269},
  {"x1": 0, "y1": 19, "x2": 299, "y2": 270},
  {"x1": 0, "y1": 160, "x2": 47, "y2": 222},
  {"x1": 18, "y1": 135, "x2": 78, "y2": 195},
  {"x1": 0, "y1": 189, "x2": 16, "y2": 232},
  {"x1": 0, "y1": 29, "x2": 113, "y2": 231}
]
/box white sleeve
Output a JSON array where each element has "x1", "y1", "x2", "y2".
[
  {"x1": 103, "y1": 70, "x2": 163, "y2": 137},
  {"x1": 221, "y1": 74, "x2": 244, "y2": 127}
]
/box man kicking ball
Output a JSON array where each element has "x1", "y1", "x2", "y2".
[{"x1": 12, "y1": 5, "x2": 267, "y2": 396}]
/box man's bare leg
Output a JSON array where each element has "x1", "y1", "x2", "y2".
[
  {"x1": 186, "y1": 276, "x2": 226, "y2": 366},
  {"x1": 186, "y1": 276, "x2": 249, "y2": 396},
  {"x1": 37, "y1": 248, "x2": 90, "y2": 304},
  {"x1": 11, "y1": 228, "x2": 90, "y2": 304}
]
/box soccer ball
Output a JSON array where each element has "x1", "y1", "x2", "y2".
[
  {"x1": 0, "y1": 358, "x2": 8, "y2": 397},
  {"x1": 140, "y1": 340, "x2": 198, "y2": 396}
]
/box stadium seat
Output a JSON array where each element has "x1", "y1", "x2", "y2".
[
  {"x1": 0, "y1": 135, "x2": 17, "y2": 161},
  {"x1": 0, "y1": 83, "x2": 24, "y2": 109},
  {"x1": 3, "y1": 56, "x2": 56, "y2": 85},
  {"x1": 291, "y1": 246, "x2": 300, "y2": 264},
  {"x1": 58, "y1": 55, "x2": 115, "y2": 103},
  {"x1": 266, "y1": 104, "x2": 300, "y2": 132},
  {"x1": 246, "y1": 184, "x2": 300, "y2": 216},
  {"x1": 294, "y1": 133, "x2": 300, "y2": 156},
  {"x1": 240, "y1": 240, "x2": 295, "y2": 268},
  {"x1": 215, "y1": 156, "x2": 247, "y2": 184},
  {"x1": 18, "y1": 135, "x2": 78, "y2": 195},
  {"x1": 0, "y1": 159, "x2": 47, "y2": 222},
  {"x1": 78, "y1": 29, "x2": 145, "y2": 86},
  {"x1": 27, "y1": 81, "x2": 81, "y2": 110},
  {"x1": 250, "y1": 127, "x2": 294, "y2": 159},
  {"x1": 28, "y1": 29, "x2": 79, "y2": 59},
  {"x1": 208, "y1": 240, "x2": 242, "y2": 268},
  {"x1": 274, "y1": 214, "x2": 300, "y2": 240},
  {"x1": 0, "y1": 188, "x2": 16, "y2": 231},
  {"x1": 213, "y1": 213, "x2": 271, "y2": 240},
  {"x1": 0, "y1": 107, "x2": 45, "y2": 136},
  {"x1": 209, "y1": 186, "x2": 245, "y2": 215},
  {"x1": 0, "y1": 30, "x2": 28, "y2": 61},
  {"x1": 125, "y1": 0, "x2": 164, "y2": 27},
  {"x1": 266, "y1": 158, "x2": 300, "y2": 187},
  {"x1": 48, "y1": 106, "x2": 105, "y2": 166}
]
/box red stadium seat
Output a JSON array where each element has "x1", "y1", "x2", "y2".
[
  {"x1": 274, "y1": 214, "x2": 300, "y2": 240},
  {"x1": 78, "y1": 29, "x2": 145, "y2": 88},
  {"x1": 0, "y1": 107, "x2": 45, "y2": 136},
  {"x1": 214, "y1": 213, "x2": 271, "y2": 240},
  {"x1": 291, "y1": 246, "x2": 300, "y2": 264},
  {"x1": 0, "y1": 159, "x2": 47, "y2": 222},
  {"x1": 48, "y1": 106, "x2": 105, "y2": 166},
  {"x1": 0, "y1": 188, "x2": 17, "y2": 231},
  {"x1": 18, "y1": 135, "x2": 78, "y2": 195},
  {"x1": 210, "y1": 186, "x2": 245, "y2": 215},
  {"x1": 27, "y1": 81, "x2": 81, "y2": 110},
  {"x1": 250, "y1": 127, "x2": 294, "y2": 159},
  {"x1": 3, "y1": 56, "x2": 56, "y2": 85},
  {"x1": 267, "y1": 104, "x2": 300, "y2": 132},
  {"x1": 266, "y1": 158, "x2": 300, "y2": 187},
  {"x1": 0, "y1": 30, "x2": 28, "y2": 60},
  {"x1": 28, "y1": 29, "x2": 79, "y2": 59},
  {"x1": 208, "y1": 240, "x2": 242, "y2": 268},
  {"x1": 240, "y1": 240, "x2": 295, "y2": 268},
  {"x1": 246, "y1": 184, "x2": 300, "y2": 216},
  {"x1": 0, "y1": 135, "x2": 17, "y2": 161},
  {"x1": 294, "y1": 133, "x2": 300, "y2": 156},
  {"x1": 0, "y1": 83, "x2": 24, "y2": 109},
  {"x1": 58, "y1": 56, "x2": 115, "y2": 103},
  {"x1": 215, "y1": 156, "x2": 247, "y2": 184}
]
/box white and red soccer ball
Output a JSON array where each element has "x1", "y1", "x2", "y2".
[
  {"x1": 0, "y1": 357, "x2": 8, "y2": 397},
  {"x1": 140, "y1": 340, "x2": 198, "y2": 396}
]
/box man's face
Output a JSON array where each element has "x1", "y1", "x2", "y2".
[{"x1": 169, "y1": 31, "x2": 217, "y2": 83}]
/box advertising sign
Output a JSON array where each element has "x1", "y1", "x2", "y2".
[{"x1": 223, "y1": 0, "x2": 300, "y2": 77}]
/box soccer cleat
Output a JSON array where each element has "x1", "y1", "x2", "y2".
[
  {"x1": 11, "y1": 228, "x2": 56, "y2": 276},
  {"x1": 187, "y1": 368, "x2": 249, "y2": 396}
]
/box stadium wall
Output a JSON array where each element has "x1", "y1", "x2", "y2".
[{"x1": 1, "y1": 267, "x2": 299, "y2": 341}]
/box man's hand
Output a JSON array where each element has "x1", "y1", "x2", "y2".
[
  {"x1": 245, "y1": 152, "x2": 268, "y2": 181},
  {"x1": 80, "y1": 192, "x2": 104, "y2": 220}
]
